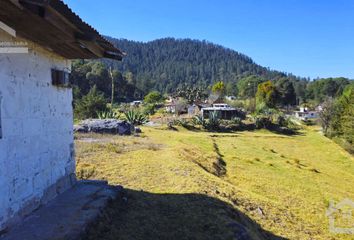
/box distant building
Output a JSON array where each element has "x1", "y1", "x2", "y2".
[
  {"x1": 294, "y1": 107, "x2": 319, "y2": 121},
  {"x1": 165, "y1": 103, "x2": 176, "y2": 113},
  {"x1": 131, "y1": 100, "x2": 142, "y2": 107},
  {"x1": 201, "y1": 103, "x2": 244, "y2": 120},
  {"x1": 165, "y1": 97, "x2": 189, "y2": 114}
]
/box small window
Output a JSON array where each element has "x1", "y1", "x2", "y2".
[{"x1": 52, "y1": 69, "x2": 70, "y2": 88}]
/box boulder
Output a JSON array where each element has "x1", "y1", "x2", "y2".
[{"x1": 74, "y1": 119, "x2": 133, "y2": 135}]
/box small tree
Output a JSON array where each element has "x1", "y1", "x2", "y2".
[
  {"x1": 144, "y1": 91, "x2": 163, "y2": 104},
  {"x1": 330, "y1": 84, "x2": 354, "y2": 142},
  {"x1": 276, "y1": 78, "x2": 297, "y2": 106},
  {"x1": 175, "y1": 98, "x2": 188, "y2": 114},
  {"x1": 256, "y1": 81, "x2": 279, "y2": 108},
  {"x1": 237, "y1": 75, "x2": 264, "y2": 98},
  {"x1": 75, "y1": 85, "x2": 107, "y2": 119},
  {"x1": 212, "y1": 81, "x2": 226, "y2": 96},
  {"x1": 319, "y1": 98, "x2": 335, "y2": 136}
]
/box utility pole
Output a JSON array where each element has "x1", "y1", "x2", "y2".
[{"x1": 109, "y1": 66, "x2": 114, "y2": 107}]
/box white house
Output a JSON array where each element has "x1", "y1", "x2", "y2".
[
  {"x1": 0, "y1": 0, "x2": 123, "y2": 231},
  {"x1": 130, "y1": 100, "x2": 142, "y2": 107},
  {"x1": 294, "y1": 107, "x2": 319, "y2": 121}
]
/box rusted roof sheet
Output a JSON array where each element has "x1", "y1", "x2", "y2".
[{"x1": 0, "y1": 0, "x2": 125, "y2": 60}]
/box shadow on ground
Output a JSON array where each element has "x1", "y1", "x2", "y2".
[
  {"x1": 163, "y1": 123, "x2": 304, "y2": 137},
  {"x1": 83, "y1": 188, "x2": 287, "y2": 240}
]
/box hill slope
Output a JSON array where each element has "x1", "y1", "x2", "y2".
[
  {"x1": 104, "y1": 37, "x2": 292, "y2": 93},
  {"x1": 77, "y1": 126, "x2": 354, "y2": 239}
]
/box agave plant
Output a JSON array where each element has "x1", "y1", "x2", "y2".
[
  {"x1": 207, "y1": 111, "x2": 220, "y2": 130},
  {"x1": 175, "y1": 118, "x2": 190, "y2": 128},
  {"x1": 192, "y1": 115, "x2": 207, "y2": 128},
  {"x1": 124, "y1": 110, "x2": 148, "y2": 126},
  {"x1": 97, "y1": 110, "x2": 120, "y2": 119}
]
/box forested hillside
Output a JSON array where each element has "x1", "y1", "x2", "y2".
[{"x1": 103, "y1": 38, "x2": 307, "y2": 93}]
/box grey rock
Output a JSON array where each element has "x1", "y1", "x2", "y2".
[{"x1": 74, "y1": 119, "x2": 133, "y2": 135}]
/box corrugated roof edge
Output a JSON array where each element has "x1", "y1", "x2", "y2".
[{"x1": 49, "y1": 0, "x2": 126, "y2": 59}]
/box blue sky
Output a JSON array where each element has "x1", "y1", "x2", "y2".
[{"x1": 65, "y1": 0, "x2": 354, "y2": 79}]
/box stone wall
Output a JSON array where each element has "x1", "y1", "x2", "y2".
[{"x1": 0, "y1": 29, "x2": 75, "y2": 230}]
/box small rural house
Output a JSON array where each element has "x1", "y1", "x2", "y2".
[
  {"x1": 0, "y1": 0, "x2": 123, "y2": 231},
  {"x1": 201, "y1": 103, "x2": 244, "y2": 120},
  {"x1": 165, "y1": 97, "x2": 188, "y2": 114}
]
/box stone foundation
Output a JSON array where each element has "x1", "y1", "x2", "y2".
[{"x1": 0, "y1": 181, "x2": 122, "y2": 240}]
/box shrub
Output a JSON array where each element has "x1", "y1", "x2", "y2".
[
  {"x1": 74, "y1": 86, "x2": 107, "y2": 119},
  {"x1": 254, "y1": 115, "x2": 272, "y2": 129},
  {"x1": 231, "y1": 117, "x2": 242, "y2": 125},
  {"x1": 175, "y1": 118, "x2": 191, "y2": 128},
  {"x1": 141, "y1": 103, "x2": 157, "y2": 115},
  {"x1": 77, "y1": 165, "x2": 96, "y2": 180},
  {"x1": 144, "y1": 91, "x2": 163, "y2": 104},
  {"x1": 275, "y1": 114, "x2": 286, "y2": 127}
]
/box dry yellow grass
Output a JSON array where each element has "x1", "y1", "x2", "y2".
[{"x1": 76, "y1": 126, "x2": 354, "y2": 240}]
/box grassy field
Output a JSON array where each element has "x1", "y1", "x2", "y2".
[{"x1": 76, "y1": 126, "x2": 354, "y2": 240}]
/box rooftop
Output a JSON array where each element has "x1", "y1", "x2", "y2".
[{"x1": 0, "y1": 0, "x2": 125, "y2": 60}]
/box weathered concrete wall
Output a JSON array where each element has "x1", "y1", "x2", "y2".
[{"x1": 0, "y1": 29, "x2": 75, "y2": 230}]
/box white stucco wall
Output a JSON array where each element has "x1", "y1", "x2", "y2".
[{"x1": 0, "y1": 29, "x2": 75, "y2": 230}]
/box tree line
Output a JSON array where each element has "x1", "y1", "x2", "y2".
[{"x1": 70, "y1": 38, "x2": 352, "y2": 107}]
